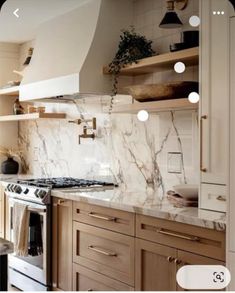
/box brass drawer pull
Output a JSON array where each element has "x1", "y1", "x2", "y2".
[
  {"x1": 88, "y1": 212, "x2": 116, "y2": 222},
  {"x1": 200, "y1": 115, "x2": 207, "y2": 172},
  {"x1": 88, "y1": 245, "x2": 117, "y2": 257},
  {"x1": 216, "y1": 195, "x2": 226, "y2": 202},
  {"x1": 157, "y1": 229, "x2": 200, "y2": 242}
]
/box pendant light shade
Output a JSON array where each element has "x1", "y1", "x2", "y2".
[
  {"x1": 159, "y1": 11, "x2": 183, "y2": 28},
  {"x1": 0, "y1": 0, "x2": 6, "y2": 11},
  {"x1": 159, "y1": 0, "x2": 185, "y2": 29}
]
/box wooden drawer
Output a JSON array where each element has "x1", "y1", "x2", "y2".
[
  {"x1": 73, "y1": 264, "x2": 134, "y2": 291},
  {"x1": 73, "y1": 221, "x2": 135, "y2": 286},
  {"x1": 73, "y1": 201, "x2": 135, "y2": 236},
  {"x1": 136, "y1": 214, "x2": 225, "y2": 261},
  {"x1": 200, "y1": 183, "x2": 227, "y2": 212}
]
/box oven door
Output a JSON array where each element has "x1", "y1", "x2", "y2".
[{"x1": 8, "y1": 197, "x2": 51, "y2": 287}]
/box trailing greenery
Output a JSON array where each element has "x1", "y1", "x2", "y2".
[{"x1": 108, "y1": 27, "x2": 155, "y2": 108}]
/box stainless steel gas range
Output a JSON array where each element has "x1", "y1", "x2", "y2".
[{"x1": 3, "y1": 177, "x2": 116, "y2": 291}]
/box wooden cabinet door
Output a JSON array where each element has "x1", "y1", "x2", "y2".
[
  {"x1": 135, "y1": 238, "x2": 177, "y2": 291},
  {"x1": 52, "y1": 198, "x2": 73, "y2": 291},
  {"x1": 73, "y1": 264, "x2": 134, "y2": 291},
  {"x1": 200, "y1": 0, "x2": 230, "y2": 186},
  {"x1": 176, "y1": 250, "x2": 225, "y2": 290}
]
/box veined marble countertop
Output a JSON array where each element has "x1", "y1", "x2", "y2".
[
  {"x1": 51, "y1": 187, "x2": 226, "y2": 232},
  {"x1": 0, "y1": 238, "x2": 13, "y2": 255}
]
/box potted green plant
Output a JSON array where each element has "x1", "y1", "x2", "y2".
[{"x1": 108, "y1": 27, "x2": 155, "y2": 110}]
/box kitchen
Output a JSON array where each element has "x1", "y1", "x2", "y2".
[{"x1": 0, "y1": 0, "x2": 233, "y2": 291}]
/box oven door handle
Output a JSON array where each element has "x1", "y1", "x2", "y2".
[{"x1": 8, "y1": 197, "x2": 47, "y2": 212}]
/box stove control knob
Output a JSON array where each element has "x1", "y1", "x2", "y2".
[
  {"x1": 14, "y1": 185, "x2": 22, "y2": 194},
  {"x1": 24, "y1": 188, "x2": 29, "y2": 194},
  {"x1": 34, "y1": 189, "x2": 40, "y2": 197},
  {"x1": 38, "y1": 190, "x2": 47, "y2": 199}
]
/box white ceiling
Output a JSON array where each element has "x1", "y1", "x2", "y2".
[{"x1": 0, "y1": 0, "x2": 89, "y2": 43}]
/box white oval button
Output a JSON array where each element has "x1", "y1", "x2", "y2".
[{"x1": 177, "y1": 265, "x2": 231, "y2": 290}]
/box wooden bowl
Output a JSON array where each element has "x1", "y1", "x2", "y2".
[{"x1": 125, "y1": 81, "x2": 199, "y2": 102}]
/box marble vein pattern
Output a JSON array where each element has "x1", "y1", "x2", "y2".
[
  {"x1": 18, "y1": 102, "x2": 199, "y2": 198},
  {"x1": 51, "y1": 187, "x2": 226, "y2": 231}
]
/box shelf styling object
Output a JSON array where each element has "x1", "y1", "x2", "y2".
[
  {"x1": 13, "y1": 98, "x2": 25, "y2": 115},
  {"x1": 23, "y1": 48, "x2": 34, "y2": 65},
  {"x1": 125, "y1": 81, "x2": 199, "y2": 102},
  {"x1": 1, "y1": 157, "x2": 19, "y2": 174},
  {"x1": 108, "y1": 27, "x2": 155, "y2": 98},
  {"x1": 0, "y1": 147, "x2": 23, "y2": 174}
]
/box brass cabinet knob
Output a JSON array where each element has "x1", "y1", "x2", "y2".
[
  {"x1": 167, "y1": 256, "x2": 174, "y2": 262},
  {"x1": 174, "y1": 258, "x2": 182, "y2": 265}
]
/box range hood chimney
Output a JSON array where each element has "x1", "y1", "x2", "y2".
[{"x1": 19, "y1": 0, "x2": 133, "y2": 101}]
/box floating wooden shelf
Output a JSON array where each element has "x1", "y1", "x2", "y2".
[
  {"x1": 103, "y1": 47, "x2": 199, "y2": 76},
  {"x1": 0, "y1": 112, "x2": 66, "y2": 122},
  {"x1": 110, "y1": 98, "x2": 198, "y2": 114},
  {"x1": 0, "y1": 86, "x2": 19, "y2": 96}
]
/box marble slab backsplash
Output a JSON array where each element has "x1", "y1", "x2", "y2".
[{"x1": 18, "y1": 101, "x2": 199, "y2": 198}]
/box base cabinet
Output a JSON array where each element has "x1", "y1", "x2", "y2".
[
  {"x1": 52, "y1": 198, "x2": 73, "y2": 291},
  {"x1": 52, "y1": 200, "x2": 225, "y2": 291},
  {"x1": 135, "y1": 239, "x2": 177, "y2": 291},
  {"x1": 73, "y1": 264, "x2": 134, "y2": 291}
]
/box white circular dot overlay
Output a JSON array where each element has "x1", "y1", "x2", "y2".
[
  {"x1": 174, "y1": 62, "x2": 186, "y2": 73},
  {"x1": 137, "y1": 110, "x2": 149, "y2": 122},
  {"x1": 189, "y1": 15, "x2": 200, "y2": 27},
  {"x1": 217, "y1": 11, "x2": 221, "y2": 15},
  {"x1": 213, "y1": 11, "x2": 216, "y2": 15},
  {"x1": 188, "y1": 92, "x2": 200, "y2": 103},
  {"x1": 221, "y1": 11, "x2": 225, "y2": 15}
]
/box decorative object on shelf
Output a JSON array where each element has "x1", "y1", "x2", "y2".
[
  {"x1": 159, "y1": 0, "x2": 188, "y2": 29},
  {"x1": 23, "y1": 48, "x2": 34, "y2": 65},
  {"x1": 170, "y1": 31, "x2": 199, "y2": 52},
  {"x1": 13, "y1": 98, "x2": 25, "y2": 115},
  {"x1": 0, "y1": 146, "x2": 26, "y2": 174},
  {"x1": 27, "y1": 106, "x2": 46, "y2": 114},
  {"x1": 125, "y1": 81, "x2": 199, "y2": 102},
  {"x1": 108, "y1": 26, "x2": 155, "y2": 110},
  {"x1": 69, "y1": 117, "x2": 96, "y2": 144}
]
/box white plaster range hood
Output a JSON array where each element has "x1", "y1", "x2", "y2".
[{"x1": 19, "y1": 0, "x2": 133, "y2": 102}]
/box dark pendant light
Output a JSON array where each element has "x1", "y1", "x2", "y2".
[{"x1": 159, "y1": 0, "x2": 187, "y2": 29}]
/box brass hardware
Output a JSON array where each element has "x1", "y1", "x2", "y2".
[
  {"x1": 88, "y1": 245, "x2": 117, "y2": 257},
  {"x1": 175, "y1": 0, "x2": 188, "y2": 10},
  {"x1": 174, "y1": 258, "x2": 182, "y2": 265},
  {"x1": 216, "y1": 195, "x2": 226, "y2": 202},
  {"x1": 69, "y1": 117, "x2": 96, "y2": 144},
  {"x1": 200, "y1": 115, "x2": 207, "y2": 172},
  {"x1": 58, "y1": 199, "x2": 65, "y2": 205},
  {"x1": 167, "y1": 256, "x2": 174, "y2": 262},
  {"x1": 157, "y1": 229, "x2": 200, "y2": 242},
  {"x1": 88, "y1": 212, "x2": 116, "y2": 222}
]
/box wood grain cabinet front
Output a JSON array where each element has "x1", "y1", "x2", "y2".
[
  {"x1": 73, "y1": 221, "x2": 135, "y2": 286},
  {"x1": 73, "y1": 201, "x2": 135, "y2": 236},
  {"x1": 73, "y1": 264, "x2": 134, "y2": 291},
  {"x1": 52, "y1": 198, "x2": 73, "y2": 291},
  {"x1": 136, "y1": 214, "x2": 225, "y2": 261}
]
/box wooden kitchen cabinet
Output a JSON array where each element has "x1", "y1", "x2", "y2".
[
  {"x1": 135, "y1": 239, "x2": 225, "y2": 291},
  {"x1": 199, "y1": 0, "x2": 231, "y2": 212},
  {"x1": 135, "y1": 238, "x2": 177, "y2": 291},
  {"x1": 52, "y1": 197, "x2": 73, "y2": 291},
  {"x1": 73, "y1": 263, "x2": 134, "y2": 291}
]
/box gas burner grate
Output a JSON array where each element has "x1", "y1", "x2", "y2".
[{"x1": 17, "y1": 177, "x2": 117, "y2": 189}]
